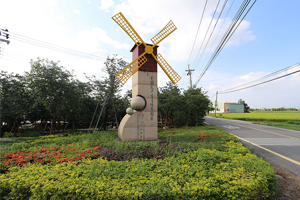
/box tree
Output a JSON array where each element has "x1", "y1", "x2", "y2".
[
  {"x1": 87, "y1": 55, "x2": 128, "y2": 130},
  {"x1": 182, "y1": 86, "x2": 210, "y2": 126},
  {"x1": 26, "y1": 58, "x2": 77, "y2": 134},
  {"x1": 238, "y1": 99, "x2": 250, "y2": 113},
  {"x1": 158, "y1": 83, "x2": 210, "y2": 127},
  {"x1": 158, "y1": 82, "x2": 182, "y2": 127},
  {"x1": 0, "y1": 71, "x2": 31, "y2": 136}
]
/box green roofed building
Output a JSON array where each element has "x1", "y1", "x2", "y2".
[{"x1": 212, "y1": 101, "x2": 244, "y2": 113}]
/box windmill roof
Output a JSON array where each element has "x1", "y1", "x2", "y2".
[{"x1": 130, "y1": 43, "x2": 159, "y2": 52}]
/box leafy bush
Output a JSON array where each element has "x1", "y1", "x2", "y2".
[
  {"x1": 287, "y1": 121, "x2": 300, "y2": 125},
  {"x1": 0, "y1": 126, "x2": 277, "y2": 199},
  {"x1": 0, "y1": 141, "x2": 277, "y2": 199}
]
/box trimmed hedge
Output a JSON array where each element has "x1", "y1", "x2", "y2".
[{"x1": 0, "y1": 141, "x2": 277, "y2": 199}]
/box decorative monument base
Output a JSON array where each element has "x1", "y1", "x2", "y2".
[{"x1": 118, "y1": 71, "x2": 157, "y2": 141}]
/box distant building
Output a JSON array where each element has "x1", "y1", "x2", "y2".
[{"x1": 212, "y1": 101, "x2": 244, "y2": 113}]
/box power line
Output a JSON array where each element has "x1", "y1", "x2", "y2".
[
  {"x1": 0, "y1": 48, "x2": 31, "y2": 62},
  {"x1": 0, "y1": 46, "x2": 104, "y2": 80},
  {"x1": 209, "y1": 93, "x2": 216, "y2": 99},
  {"x1": 220, "y1": 62, "x2": 300, "y2": 93},
  {"x1": 196, "y1": 0, "x2": 235, "y2": 78},
  {"x1": 0, "y1": 27, "x2": 107, "y2": 61},
  {"x1": 0, "y1": 56, "x2": 29, "y2": 66},
  {"x1": 193, "y1": 0, "x2": 229, "y2": 72},
  {"x1": 196, "y1": 0, "x2": 251, "y2": 81},
  {"x1": 187, "y1": 0, "x2": 208, "y2": 66},
  {"x1": 195, "y1": 0, "x2": 249, "y2": 84},
  {"x1": 219, "y1": 68, "x2": 300, "y2": 94},
  {"x1": 182, "y1": 0, "x2": 208, "y2": 89},
  {"x1": 195, "y1": 0, "x2": 257, "y2": 85},
  {"x1": 191, "y1": 0, "x2": 222, "y2": 70},
  {"x1": 12, "y1": 35, "x2": 106, "y2": 61}
]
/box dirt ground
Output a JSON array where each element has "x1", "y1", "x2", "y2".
[{"x1": 271, "y1": 166, "x2": 300, "y2": 200}]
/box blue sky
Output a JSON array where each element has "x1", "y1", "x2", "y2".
[{"x1": 1, "y1": 0, "x2": 299, "y2": 109}]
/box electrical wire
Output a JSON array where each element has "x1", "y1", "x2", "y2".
[
  {"x1": 187, "y1": 0, "x2": 208, "y2": 66},
  {"x1": 195, "y1": 0, "x2": 257, "y2": 85},
  {"x1": 11, "y1": 35, "x2": 106, "y2": 61},
  {"x1": 193, "y1": 0, "x2": 229, "y2": 72},
  {"x1": 0, "y1": 49, "x2": 31, "y2": 61},
  {"x1": 0, "y1": 49, "x2": 30, "y2": 63},
  {"x1": 209, "y1": 93, "x2": 216, "y2": 99},
  {"x1": 194, "y1": 0, "x2": 235, "y2": 80},
  {"x1": 182, "y1": 0, "x2": 208, "y2": 89},
  {"x1": 0, "y1": 56, "x2": 30, "y2": 66},
  {"x1": 11, "y1": 31, "x2": 107, "y2": 59},
  {"x1": 220, "y1": 62, "x2": 300, "y2": 93},
  {"x1": 0, "y1": 28, "x2": 107, "y2": 61},
  {"x1": 191, "y1": 0, "x2": 221, "y2": 70},
  {"x1": 195, "y1": 0, "x2": 250, "y2": 84},
  {"x1": 219, "y1": 69, "x2": 300, "y2": 94},
  {"x1": 0, "y1": 47, "x2": 103, "y2": 81}
]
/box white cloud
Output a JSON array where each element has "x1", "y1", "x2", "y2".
[
  {"x1": 99, "y1": 0, "x2": 115, "y2": 12},
  {"x1": 239, "y1": 72, "x2": 254, "y2": 80},
  {"x1": 202, "y1": 69, "x2": 300, "y2": 108},
  {"x1": 87, "y1": 1, "x2": 91, "y2": 4},
  {"x1": 112, "y1": 0, "x2": 256, "y2": 63},
  {"x1": 75, "y1": 28, "x2": 130, "y2": 50},
  {"x1": 73, "y1": 10, "x2": 81, "y2": 14},
  {"x1": 225, "y1": 20, "x2": 256, "y2": 47}
]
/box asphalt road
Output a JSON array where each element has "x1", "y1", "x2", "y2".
[{"x1": 204, "y1": 116, "x2": 300, "y2": 176}]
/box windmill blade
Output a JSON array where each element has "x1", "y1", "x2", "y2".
[
  {"x1": 115, "y1": 53, "x2": 147, "y2": 85},
  {"x1": 151, "y1": 21, "x2": 177, "y2": 46},
  {"x1": 112, "y1": 12, "x2": 146, "y2": 47},
  {"x1": 153, "y1": 53, "x2": 181, "y2": 84}
]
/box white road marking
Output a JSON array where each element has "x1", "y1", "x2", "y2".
[{"x1": 223, "y1": 125, "x2": 240, "y2": 129}]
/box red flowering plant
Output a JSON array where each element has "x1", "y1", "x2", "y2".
[
  {"x1": 195, "y1": 134, "x2": 225, "y2": 141},
  {"x1": 0, "y1": 141, "x2": 102, "y2": 173}
]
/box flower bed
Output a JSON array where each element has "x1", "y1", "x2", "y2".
[
  {"x1": 0, "y1": 126, "x2": 278, "y2": 199},
  {"x1": 0, "y1": 141, "x2": 277, "y2": 199},
  {"x1": 0, "y1": 142, "x2": 101, "y2": 173}
]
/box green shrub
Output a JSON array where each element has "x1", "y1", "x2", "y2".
[
  {"x1": 287, "y1": 121, "x2": 300, "y2": 125},
  {"x1": 0, "y1": 141, "x2": 277, "y2": 200}
]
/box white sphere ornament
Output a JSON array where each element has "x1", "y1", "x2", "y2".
[
  {"x1": 126, "y1": 107, "x2": 134, "y2": 115},
  {"x1": 131, "y1": 96, "x2": 146, "y2": 111}
]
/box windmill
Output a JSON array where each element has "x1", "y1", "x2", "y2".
[{"x1": 112, "y1": 12, "x2": 181, "y2": 141}]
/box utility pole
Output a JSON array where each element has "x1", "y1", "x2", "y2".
[
  {"x1": 214, "y1": 91, "x2": 218, "y2": 117},
  {"x1": 0, "y1": 29, "x2": 10, "y2": 45},
  {"x1": 186, "y1": 64, "x2": 194, "y2": 89}
]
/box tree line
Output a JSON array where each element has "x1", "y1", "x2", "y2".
[
  {"x1": 250, "y1": 108, "x2": 299, "y2": 111},
  {"x1": 0, "y1": 56, "x2": 211, "y2": 136}
]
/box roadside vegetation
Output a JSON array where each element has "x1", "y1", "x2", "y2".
[
  {"x1": 209, "y1": 111, "x2": 300, "y2": 131},
  {"x1": 0, "y1": 126, "x2": 277, "y2": 199},
  {"x1": 1, "y1": 57, "x2": 210, "y2": 138},
  {"x1": 267, "y1": 121, "x2": 300, "y2": 131}
]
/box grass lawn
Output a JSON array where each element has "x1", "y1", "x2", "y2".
[
  {"x1": 0, "y1": 126, "x2": 277, "y2": 199},
  {"x1": 266, "y1": 121, "x2": 300, "y2": 131},
  {"x1": 209, "y1": 111, "x2": 300, "y2": 131}
]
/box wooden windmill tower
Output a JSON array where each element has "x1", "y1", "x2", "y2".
[{"x1": 112, "y1": 12, "x2": 181, "y2": 141}]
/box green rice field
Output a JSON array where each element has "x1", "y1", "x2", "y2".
[{"x1": 209, "y1": 111, "x2": 300, "y2": 122}]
